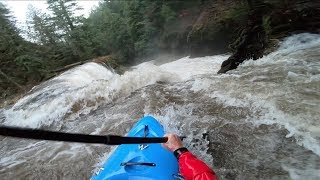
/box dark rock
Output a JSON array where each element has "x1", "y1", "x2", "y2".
[
  {"x1": 218, "y1": 0, "x2": 320, "y2": 74},
  {"x1": 218, "y1": 7, "x2": 267, "y2": 73}
]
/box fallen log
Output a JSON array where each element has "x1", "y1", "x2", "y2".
[{"x1": 50, "y1": 60, "x2": 90, "y2": 73}]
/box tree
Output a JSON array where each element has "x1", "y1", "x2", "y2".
[
  {"x1": 0, "y1": 2, "x2": 24, "y2": 89},
  {"x1": 47, "y1": 0, "x2": 84, "y2": 36},
  {"x1": 47, "y1": 0, "x2": 95, "y2": 61},
  {"x1": 26, "y1": 5, "x2": 58, "y2": 45},
  {"x1": 84, "y1": 2, "x2": 134, "y2": 62}
]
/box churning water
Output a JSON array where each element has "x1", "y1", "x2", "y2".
[{"x1": 1, "y1": 33, "x2": 320, "y2": 179}]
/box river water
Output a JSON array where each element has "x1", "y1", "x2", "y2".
[{"x1": 1, "y1": 33, "x2": 320, "y2": 179}]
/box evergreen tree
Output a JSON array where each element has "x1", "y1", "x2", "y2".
[
  {"x1": 47, "y1": 0, "x2": 84, "y2": 35},
  {"x1": 26, "y1": 5, "x2": 58, "y2": 45},
  {"x1": 0, "y1": 2, "x2": 24, "y2": 90}
]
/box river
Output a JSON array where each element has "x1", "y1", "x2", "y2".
[{"x1": 1, "y1": 33, "x2": 320, "y2": 179}]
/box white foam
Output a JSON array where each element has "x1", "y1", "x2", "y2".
[
  {"x1": 4, "y1": 55, "x2": 229, "y2": 129},
  {"x1": 279, "y1": 33, "x2": 320, "y2": 52},
  {"x1": 4, "y1": 63, "x2": 116, "y2": 128},
  {"x1": 159, "y1": 55, "x2": 228, "y2": 80},
  {"x1": 190, "y1": 33, "x2": 320, "y2": 157}
]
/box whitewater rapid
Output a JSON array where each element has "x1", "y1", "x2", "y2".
[{"x1": 1, "y1": 33, "x2": 320, "y2": 179}]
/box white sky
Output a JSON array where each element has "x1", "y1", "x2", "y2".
[{"x1": 2, "y1": 0, "x2": 101, "y2": 28}]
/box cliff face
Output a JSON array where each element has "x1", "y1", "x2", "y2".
[
  {"x1": 187, "y1": 0, "x2": 247, "y2": 57},
  {"x1": 183, "y1": 0, "x2": 320, "y2": 73}
]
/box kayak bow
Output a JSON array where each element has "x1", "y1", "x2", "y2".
[{"x1": 91, "y1": 116, "x2": 179, "y2": 179}]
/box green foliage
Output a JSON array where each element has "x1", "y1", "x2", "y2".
[
  {"x1": 0, "y1": 0, "x2": 203, "y2": 97},
  {"x1": 24, "y1": 0, "x2": 202, "y2": 65},
  {"x1": 47, "y1": 0, "x2": 84, "y2": 33},
  {"x1": 84, "y1": 3, "x2": 133, "y2": 62},
  {"x1": 0, "y1": 3, "x2": 23, "y2": 73},
  {"x1": 26, "y1": 7, "x2": 58, "y2": 45},
  {"x1": 161, "y1": 4, "x2": 176, "y2": 25},
  {"x1": 14, "y1": 55, "x2": 45, "y2": 79},
  {"x1": 0, "y1": 3, "x2": 19, "y2": 36}
]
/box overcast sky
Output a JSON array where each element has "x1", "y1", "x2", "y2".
[{"x1": 2, "y1": 0, "x2": 101, "y2": 28}]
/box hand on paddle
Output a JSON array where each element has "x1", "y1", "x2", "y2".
[{"x1": 162, "y1": 133, "x2": 183, "y2": 151}]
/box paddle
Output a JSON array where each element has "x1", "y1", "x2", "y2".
[{"x1": 0, "y1": 126, "x2": 168, "y2": 145}]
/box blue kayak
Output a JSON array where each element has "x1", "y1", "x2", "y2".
[{"x1": 91, "y1": 116, "x2": 179, "y2": 179}]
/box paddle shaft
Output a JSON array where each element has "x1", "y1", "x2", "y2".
[{"x1": 0, "y1": 126, "x2": 168, "y2": 145}]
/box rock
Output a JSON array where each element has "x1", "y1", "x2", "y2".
[
  {"x1": 218, "y1": 0, "x2": 320, "y2": 74},
  {"x1": 218, "y1": 7, "x2": 267, "y2": 73}
]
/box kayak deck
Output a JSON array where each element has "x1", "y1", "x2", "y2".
[{"x1": 91, "y1": 116, "x2": 179, "y2": 180}]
